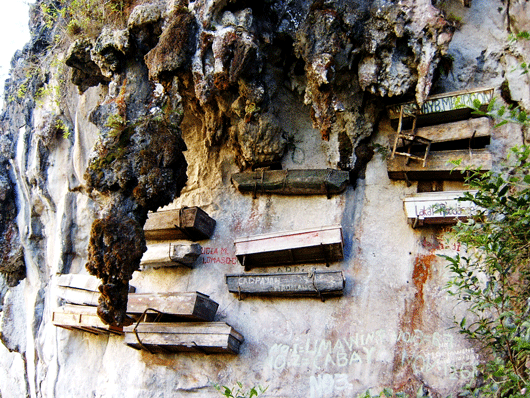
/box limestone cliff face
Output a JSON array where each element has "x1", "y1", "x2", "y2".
[{"x1": 0, "y1": 0, "x2": 528, "y2": 397}]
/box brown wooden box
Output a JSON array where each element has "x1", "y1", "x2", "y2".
[
  {"x1": 144, "y1": 207, "x2": 216, "y2": 241},
  {"x1": 127, "y1": 292, "x2": 219, "y2": 321},
  {"x1": 387, "y1": 148, "x2": 492, "y2": 181},
  {"x1": 234, "y1": 226, "x2": 343, "y2": 270},
  {"x1": 52, "y1": 304, "x2": 123, "y2": 335},
  {"x1": 124, "y1": 322, "x2": 243, "y2": 354},
  {"x1": 226, "y1": 270, "x2": 345, "y2": 298}
]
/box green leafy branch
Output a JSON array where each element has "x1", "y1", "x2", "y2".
[{"x1": 214, "y1": 382, "x2": 268, "y2": 398}]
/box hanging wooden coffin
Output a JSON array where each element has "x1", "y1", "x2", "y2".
[
  {"x1": 403, "y1": 190, "x2": 480, "y2": 227},
  {"x1": 144, "y1": 207, "x2": 216, "y2": 241},
  {"x1": 234, "y1": 226, "x2": 343, "y2": 270},
  {"x1": 124, "y1": 322, "x2": 244, "y2": 354},
  {"x1": 56, "y1": 274, "x2": 101, "y2": 306},
  {"x1": 231, "y1": 169, "x2": 349, "y2": 197},
  {"x1": 56, "y1": 274, "x2": 135, "y2": 307},
  {"x1": 52, "y1": 304, "x2": 123, "y2": 335},
  {"x1": 140, "y1": 243, "x2": 202, "y2": 268},
  {"x1": 387, "y1": 148, "x2": 493, "y2": 180},
  {"x1": 127, "y1": 292, "x2": 219, "y2": 322},
  {"x1": 386, "y1": 87, "x2": 494, "y2": 127},
  {"x1": 226, "y1": 270, "x2": 345, "y2": 298}
]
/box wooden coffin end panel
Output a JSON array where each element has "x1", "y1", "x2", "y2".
[
  {"x1": 226, "y1": 270, "x2": 345, "y2": 298},
  {"x1": 126, "y1": 292, "x2": 219, "y2": 321},
  {"x1": 124, "y1": 322, "x2": 243, "y2": 354},
  {"x1": 144, "y1": 207, "x2": 216, "y2": 241}
]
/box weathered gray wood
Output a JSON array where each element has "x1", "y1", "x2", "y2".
[
  {"x1": 225, "y1": 270, "x2": 345, "y2": 298},
  {"x1": 56, "y1": 274, "x2": 101, "y2": 292},
  {"x1": 57, "y1": 287, "x2": 100, "y2": 306},
  {"x1": 52, "y1": 305, "x2": 123, "y2": 335},
  {"x1": 144, "y1": 207, "x2": 216, "y2": 241},
  {"x1": 124, "y1": 322, "x2": 243, "y2": 354},
  {"x1": 140, "y1": 243, "x2": 202, "y2": 268},
  {"x1": 399, "y1": 117, "x2": 492, "y2": 143},
  {"x1": 387, "y1": 149, "x2": 492, "y2": 180},
  {"x1": 387, "y1": 88, "x2": 494, "y2": 119},
  {"x1": 231, "y1": 169, "x2": 349, "y2": 196},
  {"x1": 56, "y1": 275, "x2": 135, "y2": 306},
  {"x1": 235, "y1": 226, "x2": 343, "y2": 270},
  {"x1": 127, "y1": 292, "x2": 219, "y2": 321}
]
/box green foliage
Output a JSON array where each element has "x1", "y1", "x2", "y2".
[
  {"x1": 214, "y1": 382, "x2": 268, "y2": 398},
  {"x1": 373, "y1": 143, "x2": 391, "y2": 160},
  {"x1": 443, "y1": 145, "x2": 530, "y2": 397},
  {"x1": 456, "y1": 96, "x2": 529, "y2": 129}
]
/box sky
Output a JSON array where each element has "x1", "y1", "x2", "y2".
[{"x1": 0, "y1": 0, "x2": 33, "y2": 108}]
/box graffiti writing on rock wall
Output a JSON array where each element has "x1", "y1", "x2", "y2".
[
  {"x1": 266, "y1": 329, "x2": 478, "y2": 398},
  {"x1": 420, "y1": 228, "x2": 462, "y2": 253},
  {"x1": 201, "y1": 247, "x2": 238, "y2": 265}
]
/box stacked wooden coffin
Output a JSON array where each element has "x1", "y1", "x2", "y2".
[
  {"x1": 52, "y1": 274, "x2": 127, "y2": 335},
  {"x1": 124, "y1": 292, "x2": 244, "y2": 354},
  {"x1": 141, "y1": 206, "x2": 215, "y2": 269},
  {"x1": 386, "y1": 87, "x2": 494, "y2": 181},
  {"x1": 53, "y1": 275, "x2": 244, "y2": 354},
  {"x1": 227, "y1": 225, "x2": 346, "y2": 300}
]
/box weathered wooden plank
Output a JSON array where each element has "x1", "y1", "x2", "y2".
[
  {"x1": 144, "y1": 207, "x2": 216, "y2": 241},
  {"x1": 387, "y1": 149, "x2": 492, "y2": 180},
  {"x1": 56, "y1": 276, "x2": 135, "y2": 307},
  {"x1": 52, "y1": 305, "x2": 123, "y2": 335},
  {"x1": 398, "y1": 117, "x2": 492, "y2": 143},
  {"x1": 225, "y1": 270, "x2": 345, "y2": 298},
  {"x1": 235, "y1": 226, "x2": 343, "y2": 269},
  {"x1": 403, "y1": 190, "x2": 480, "y2": 227},
  {"x1": 231, "y1": 169, "x2": 349, "y2": 196},
  {"x1": 57, "y1": 287, "x2": 100, "y2": 306},
  {"x1": 56, "y1": 274, "x2": 101, "y2": 292},
  {"x1": 124, "y1": 322, "x2": 243, "y2": 354},
  {"x1": 387, "y1": 87, "x2": 494, "y2": 119},
  {"x1": 127, "y1": 292, "x2": 219, "y2": 321},
  {"x1": 140, "y1": 243, "x2": 202, "y2": 268}
]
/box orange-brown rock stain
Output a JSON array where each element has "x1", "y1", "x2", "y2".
[{"x1": 391, "y1": 253, "x2": 437, "y2": 395}]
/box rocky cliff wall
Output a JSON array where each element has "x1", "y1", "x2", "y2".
[{"x1": 0, "y1": 0, "x2": 528, "y2": 397}]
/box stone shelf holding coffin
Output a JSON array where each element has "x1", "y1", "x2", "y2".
[
  {"x1": 403, "y1": 190, "x2": 480, "y2": 228},
  {"x1": 140, "y1": 242, "x2": 202, "y2": 268},
  {"x1": 127, "y1": 292, "x2": 219, "y2": 322},
  {"x1": 52, "y1": 304, "x2": 123, "y2": 335},
  {"x1": 226, "y1": 270, "x2": 345, "y2": 299},
  {"x1": 231, "y1": 168, "x2": 350, "y2": 197},
  {"x1": 234, "y1": 225, "x2": 344, "y2": 270},
  {"x1": 144, "y1": 206, "x2": 216, "y2": 241},
  {"x1": 124, "y1": 322, "x2": 244, "y2": 354}
]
